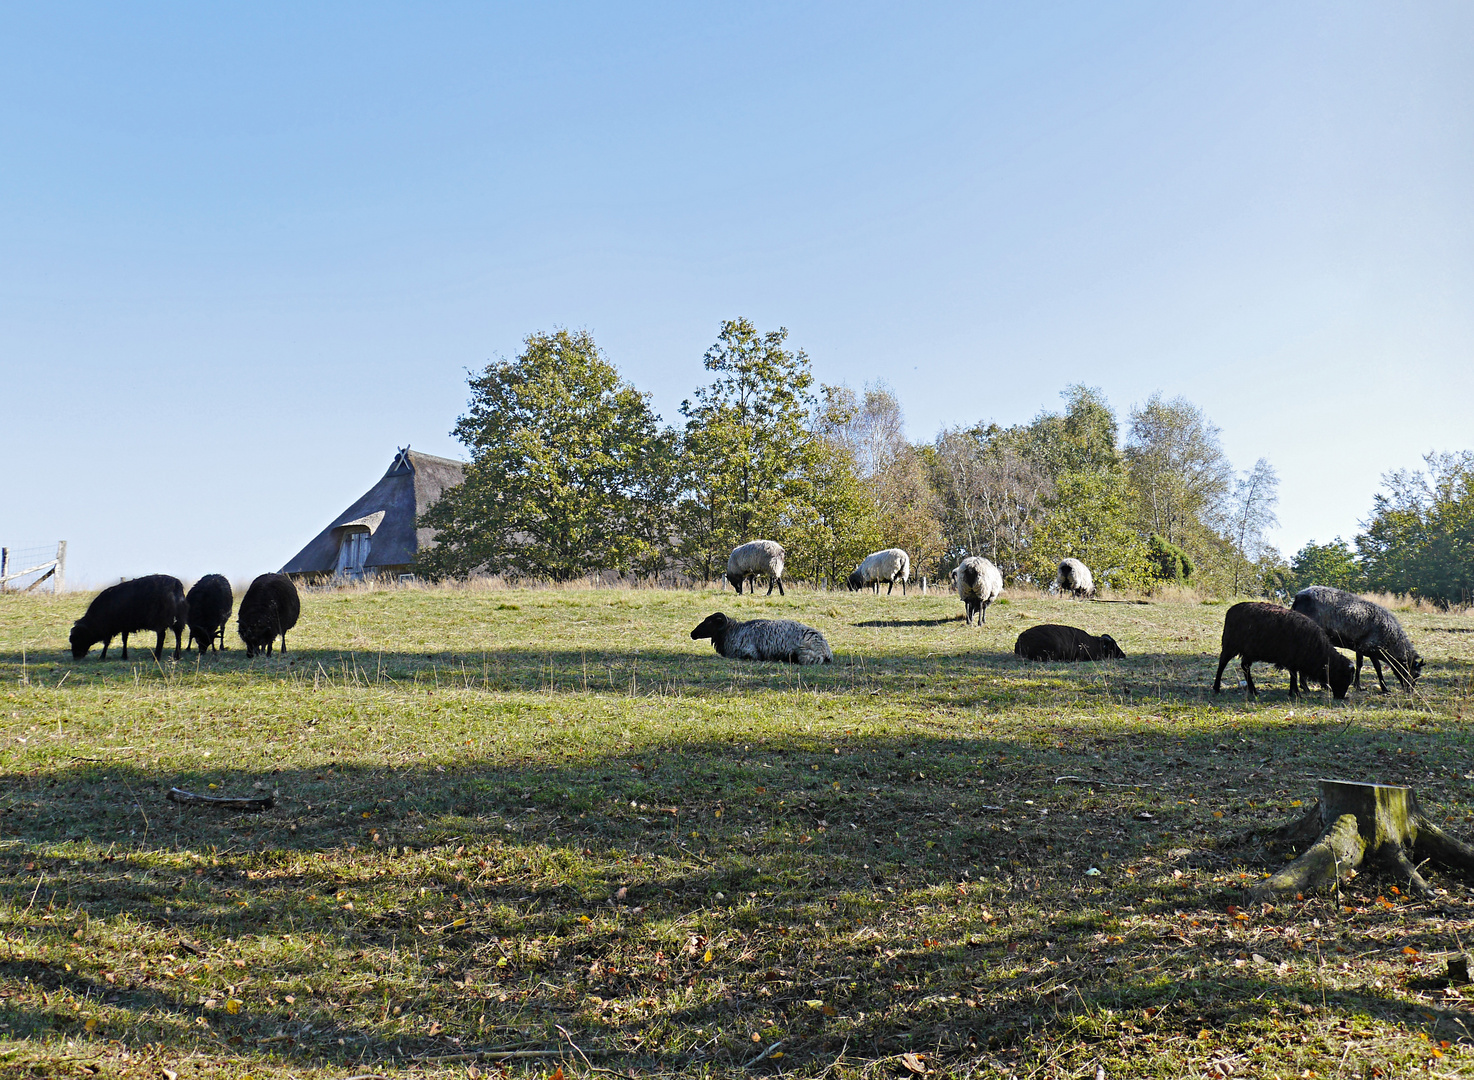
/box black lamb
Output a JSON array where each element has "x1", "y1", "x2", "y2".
[
  {"x1": 1290, "y1": 585, "x2": 1423, "y2": 692},
  {"x1": 69, "y1": 574, "x2": 187, "y2": 661},
  {"x1": 237, "y1": 573, "x2": 301, "y2": 658},
  {"x1": 185, "y1": 574, "x2": 234, "y2": 654},
  {"x1": 1212, "y1": 601, "x2": 1353, "y2": 700},
  {"x1": 1014, "y1": 623, "x2": 1125, "y2": 662}
]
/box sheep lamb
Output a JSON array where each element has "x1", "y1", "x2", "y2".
[
  {"x1": 238, "y1": 573, "x2": 301, "y2": 658},
  {"x1": 848, "y1": 548, "x2": 910, "y2": 595},
  {"x1": 726, "y1": 540, "x2": 786, "y2": 596},
  {"x1": 1212, "y1": 601, "x2": 1353, "y2": 700},
  {"x1": 1014, "y1": 624, "x2": 1125, "y2": 662},
  {"x1": 1290, "y1": 585, "x2": 1423, "y2": 692},
  {"x1": 70, "y1": 574, "x2": 187, "y2": 661},
  {"x1": 952, "y1": 556, "x2": 1003, "y2": 624},
  {"x1": 185, "y1": 574, "x2": 234, "y2": 655},
  {"x1": 1056, "y1": 558, "x2": 1095, "y2": 599},
  {"x1": 691, "y1": 612, "x2": 833, "y2": 665}
]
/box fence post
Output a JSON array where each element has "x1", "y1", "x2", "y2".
[
  {"x1": 0, "y1": 548, "x2": 7, "y2": 593},
  {"x1": 55, "y1": 541, "x2": 66, "y2": 594}
]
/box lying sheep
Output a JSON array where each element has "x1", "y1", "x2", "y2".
[
  {"x1": 238, "y1": 573, "x2": 301, "y2": 658},
  {"x1": 1014, "y1": 624, "x2": 1125, "y2": 661},
  {"x1": 185, "y1": 574, "x2": 233, "y2": 655},
  {"x1": 1212, "y1": 601, "x2": 1353, "y2": 700},
  {"x1": 69, "y1": 574, "x2": 187, "y2": 661},
  {"x1": 690, "y1": 612, "x2": 832, "y2": 665},
  {"x1": 848, "y1": 548, "x2": 910, "y2": 595},
  {"x1": 952, "y1": 556, "x2": 1003, "y2": 625},
  {"x1": 1290, "y1": 585, "x2": 1423, "y2": 692},
  {"x1": 726, "y1": 540, "x2": 786, "y2": 596},
  {"x1": 1056, "y1": 558, "x2": 1095, "y2": 599}
]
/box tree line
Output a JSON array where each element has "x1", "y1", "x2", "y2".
[{"x1": 418, "y1": 320, "x2": 1301, "y2": 595}]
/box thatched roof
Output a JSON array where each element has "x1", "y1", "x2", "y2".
[{"x1": 281, "y1": 447, "x2": 465, "y2": 577}]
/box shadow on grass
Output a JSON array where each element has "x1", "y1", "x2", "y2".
[{"x1": 3, "y1": 717, "x2": 1473, "y2": 1072}]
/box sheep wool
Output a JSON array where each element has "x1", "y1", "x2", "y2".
[
  {"x1": 1213, "y1": 601, "x2": 1353, "y2": 700},
  {"x1": 690, "y1": 612, "x2": 833, "y2": 665},
  {"x1": 69, "y1": 574, "x2": 188, "y2": 661},
  {"x1": 848, "y1": 548, "x2": 911, "y2": 595},
  {"x1": 1056, "y1": 558, "x2": 1095, "y2": 599},
  {"x1": 185, "y1": 574, "x2": 234, "y2": 655},
  {"x1": 1290, "y1": 585, "x2": 1423, "y2": 691},
  {"x1": 238, "y1": 573, "x2": 301, "y2": 658},
  {"x1": 952, "y1": 556, "x2": 1004, "y2": 625},
  {"x1": 725, "y1": 540, "x2": 787, "y2": 595}
]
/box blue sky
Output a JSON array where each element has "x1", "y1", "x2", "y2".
[{"x1": 3, "y1": 3, "x2": 1472, "y2": 585}]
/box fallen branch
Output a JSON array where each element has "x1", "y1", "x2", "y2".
[
  {"x1": 166, "y1": 787, "x2": 275, "y2": 812},
  {"x1": 1055, "y1": 775, "x2": 1158, "y2": 789},
  {"x1": 744, "y1": 1040, "x2": 785, "y2": 1069}
]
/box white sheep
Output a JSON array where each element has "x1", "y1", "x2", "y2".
[
  {"x1": 847, "y1": 548, "x2": 911, "y2": 595},
  {"x1": 690, "y1": 612, "x2": 833, "y2": 664},
  {"x1": 952, "y1": 556, "x2": 1004, "y2": 625},
  {"x1": 1056, "y1": 558, "x2": 1095, "y2": 599},
  {"x1": 725, "y1": 539, "x2": 786, "y2": 596}
]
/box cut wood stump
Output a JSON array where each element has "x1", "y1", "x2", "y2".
[{"x1": 1251, "y1": 780, "x2": 1474, "y2": 901}]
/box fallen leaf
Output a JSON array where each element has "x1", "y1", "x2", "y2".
[
  {"x1": 900, "y1": 1052, "x2": 928, "y2": 1074},
  {"x1": 225, "y1": 999, "x2": 242, "y2": 1015}
]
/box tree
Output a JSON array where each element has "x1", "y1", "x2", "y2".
[
  {"x1": 1228, "y1": 458, "x2": 1280, "y2": 595},
  {"x1": 677, "y1": 319, "x2": 819, "y2": 581},
  {"x1": 1024, "y1": 467, "x2": 1153, "y2": 591},
  {"x1": 1290, "y1": 538, "x2": 1363, "y2": 593},
  {"x1": 931, "y1": 426, "x2": 1054, "y2": 581},
  {"x1": 1147, "y1": 534, "x2": 1194, "y2": 584},
  {"x1": 417, "y1": 329, "x2": 677, "y2": 581},
  {"x1": 792, "y1": 387, "x2": 882, "y2": 585},
  {"x1": 1125, "y1": 393, "x2": 1234, "y2": 548},
  {"x1": 1357, "y1": 451, "x2": 1474, "y2": 605}
]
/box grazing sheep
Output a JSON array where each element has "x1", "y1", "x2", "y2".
[
  {"x1": 185, "y1": 574, "x2": 233, "y2": 655},
  {"x1": 690, "y1": 612, "x2": 833, "y2": 665},
  {"x1": 237, "y1": 573, "x2": 301, "y2": 658},
  {"x1": 1056, "y1": 558, "x2": 1095, "y2": 599},
  {"x1": 1212, "y1": 602, "x2": 1353, "y2": 700},
  {"x1": 848, "y1": 548, "x2": 911, "y2": 595},
  {"x1": 1014, "y1": 624, "x2": 1125, "y2": 662},
  {"x1": 726, "y1": 540, "x2": 787, "y2": 596},
  {"x1": 1290, "y1": 585, "x2": 1424, "y2": 692},
  {"x1": 69, "y1": 574, "x2": 187, "y2": 661},
  {"x1": 952, "y1": 556, "x2": 1004, "y2": 625}
]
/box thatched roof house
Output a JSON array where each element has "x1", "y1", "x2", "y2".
[{"x1": 281, "y1": 446, "x2": 464, "y2": 580}]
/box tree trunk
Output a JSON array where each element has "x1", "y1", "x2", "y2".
[{"x1": 1251, "y1": 781, "x2": 1474, "y2": 901}]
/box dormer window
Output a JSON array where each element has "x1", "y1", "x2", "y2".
[{"x1": 337, "y1": 528, "x2": 372, "y2": 579}]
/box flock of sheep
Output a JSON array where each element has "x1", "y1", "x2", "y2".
[
  {"x1": 693, "y1": 540, "x2": 1427, "y2": 700},
  {"x1": 64, "y1": 538, "x2": 1426, "y2": 703},
  {"x1": 68, "y1": 572, "x2": 299, "y2": 662}
]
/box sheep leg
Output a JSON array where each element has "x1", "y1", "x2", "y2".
[
  {"x1": 120, "y1": 632, "x2": 129, "y2": 661},
  {"x1": 153, "y1": 630, "x2": 166, "y2": 662},
  {"x1": 1352, "y1": 652, "x2": 1365, "y2": 691},
  {"x1": 775, "y1": 577, "x2": 785, "y2": 596},
  {"x1": 1369, "y1": 653, "x2": 1389, "y2": 693},
  {"x1": 1241, "y1": 659, "x2": 1257, "y2": 698},
  {"x1": 281, "y1": 633, "x2": 288, "y2": 654},
  {"x1": 1212, "y1": 652, "x2": 1232, "y2": 693},
  {"x1": 173, "y1": 626, "x2": 182, "y2": 660},
  {"x1": 100, "y1": 637, "x2": 111, "y2": 661}
]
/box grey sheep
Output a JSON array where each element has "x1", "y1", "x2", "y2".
[
  {"x1": 1212, "y1": 601, "x2": 1354, "y2": 700},
  {"x1": 691, "y1": 612, "x2": 833, "y2": 665},
  {"x1": 1290, "y1": 585, "x2": 1424, "y2": 692},
  {"x1": 1056, "y1": 558, "x2": 1095, "y2": 599},
  {"x1": 952, "y1": 556, "x2": 1004, "y2": 625},
  {"x1": 1014, "y1": 624, "x2": 1124, "y2": 662},
  {"x1": 726, "y1": 539, "x2": 786, "y2": 596},
  {"x1": 848, "y1": 548, "x2": 910, "y2": 595}
]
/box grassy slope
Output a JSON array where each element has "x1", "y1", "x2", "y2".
[{"x1": 1, "y1": 584, "x2": 1472, "y2": 1079}]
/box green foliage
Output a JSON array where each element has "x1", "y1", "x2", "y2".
[
  {"x1": 1025, "y1": 467, "x2": 1153, "y2": 592},
  {"x1": 1147, "y1": 533, "x2": 1194, "y2": 583},
  {"x1": 677, "y1": 319, "x2": 818, "y2": 580},
  {"x1": 417, "y1": 329, "x2": 677, "y2": 581},
  {"x1": 1357, "y1": 451, "x2": 1474, "y2": 606},
  {"x1": 1290, "y1": 537, "x2": 1364, "y2": 593},
  {"x1": 789, "y1": 389, "x2": 882, "y2": 585}
]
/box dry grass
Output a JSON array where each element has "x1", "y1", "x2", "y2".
[{"x1": 1, "y1": 586, "x2": 1472, "y2": 1079}]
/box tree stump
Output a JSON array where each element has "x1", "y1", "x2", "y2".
[{"x1": 1251, "y1": 780, "x2": 1474, "y2": 901}]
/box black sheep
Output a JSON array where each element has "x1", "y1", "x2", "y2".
[
  {"x1": 1212, "y1": 602, "x2": 1353, "y2": 700},
  {"x1": 185, "y1": 574, "x2": 234, "y2": 654},
  {"x1": 69, "y1": 574, "x2": 187, "y2": 661},
  {"x1": 1014, "y1": 624, "x2": 1125, "y2": 662},
  {"x1": 237, "y1": 573, "x2": 301, "y2": 658}
]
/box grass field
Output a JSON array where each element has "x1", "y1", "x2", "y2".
[{"x1": 2, "y1": 582, "x2": 1473, "y2": 1079}]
